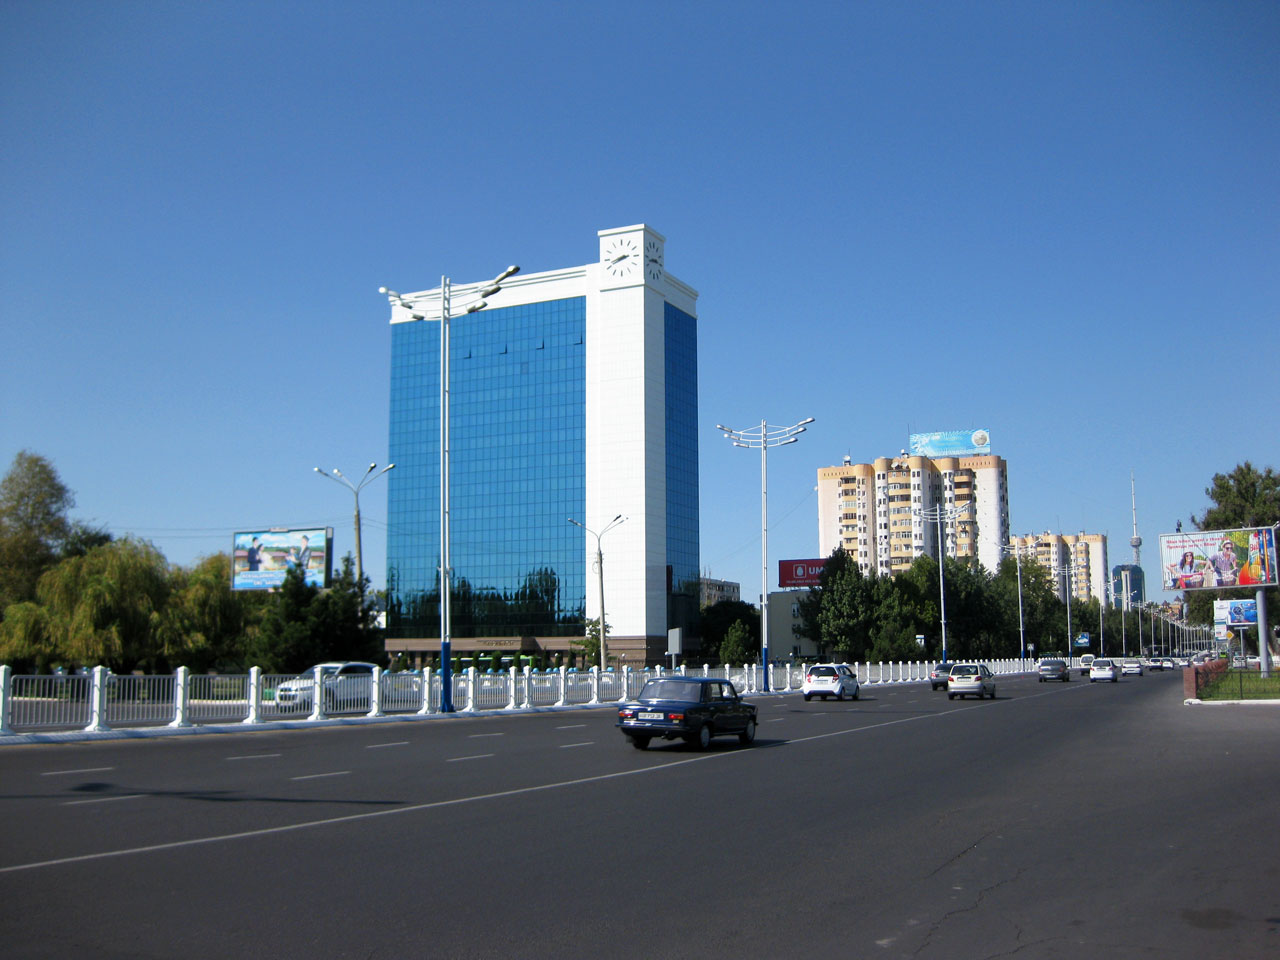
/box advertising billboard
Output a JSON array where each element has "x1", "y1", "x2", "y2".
[
  {"x1": 1158, "y1": 527, "x2": 1277, "y2": 591},
  {"x1": 232, "y1": 527, "x2": 332, "y2": 591},
  {"x1": 1214, "y1": 599, "x2": 1258, "y2": 628},
  {"x1": 778, "y1": 558, "x2": 827, "y2": 588},
  {"x1": 908, "y1": 429, "x2": 991, "y2": 458}
]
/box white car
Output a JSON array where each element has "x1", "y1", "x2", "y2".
[
  {"x1": 946, "y1": 663, "x2": 996, "y2": 700},
  {"x1": 802, "y1": 663, "x2": 860, "y2": 701},
  {"x1": 1079, "y1": 653, "x2": 1095, "y2": 677},
  {"x1": 1121, "y1": 658, "x2": 1143, "y2": 676},
  {"x1": 275, "y1": 662, "x2": 378, "y2": 712},
  {"x1": 1089, "y1": 658, "x2": 1119, "y2": 682}
]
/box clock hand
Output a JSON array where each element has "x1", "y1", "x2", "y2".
[{"x1": 609, "y1": 253, "x2": 631, "y2": 265}]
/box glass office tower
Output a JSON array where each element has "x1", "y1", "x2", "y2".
[{"x1": 384, "y1": 225, "x2": 699, "y2": 666}]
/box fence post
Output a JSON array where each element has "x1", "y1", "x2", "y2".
[
  {"x1": 169, "y1": 666, "x2": 191, "y2": 728},
  {"x1": 418, "y1": 670, "x2": 433, "y2": 715},
  {"x1": 0, "y1": 665, "x2": 13, "y2": 736},
  {"x1": 308, "y1": 665, "x2": 326, "y2": 721},
  {"x1": 243, "y1": 667, "x2": 261, "y2": 724},
  {"x1": 589, "y1": 666, "x2": 600, "y2": 705},
  {"x1": 368, "y1": 666, "x2": 384, "y2": 718},
  {"x1": 463, "y1": 666, "x2": 476, "y2": 712},
  {"x1": 506, "y1": 666, "x2": 517, "y2": 710},
  {"x1": 521, "y1": 665, "x2": 532, "y2": 708},
  {"x1": 84, "y1": 665, "x2": 111, "y2": 733},
  {"x1": 555, "y1": 666, "x2": 567, "y2": 707}
]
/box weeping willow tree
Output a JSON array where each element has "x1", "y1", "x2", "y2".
[{"x1": 33, "y1": 538, "x2": 177, "y2": 672}]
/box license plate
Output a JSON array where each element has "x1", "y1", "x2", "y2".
[{"x1": 638, "y1": 712, "x2": 664, "y2": 721}]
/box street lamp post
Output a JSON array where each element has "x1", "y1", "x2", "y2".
[
  {"x1": 1002, "y1": 541, "x2": 1027, "y2": 666},
  {"x1": 717, "y1": 417, "x2": 814, "y2": 692},
  {"x1": 381, "y1": 265, "x2": 519, "y2": 712},
  {"x1": 568, "y1": 515, "x2": 626, "y2": 671},
  {"x1": 915, "y1": 502, "x2": 973, "y2": 664},
  {"x1": 313, "y1": 462, "x2": 395, "y2": 584}
]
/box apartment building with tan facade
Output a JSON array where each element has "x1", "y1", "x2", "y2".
[
  {"x1": 817, "y1": 452, "x2": 1010, "y2": 576},
  {"x1": 1008, "y1": 532, "x2": 1109, "y2": 605}
]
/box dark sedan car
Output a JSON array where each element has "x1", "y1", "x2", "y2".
[
  {"x1": 929, "y1": 662, "x2": 956, "y2": 690},
  {"x1": 617, "y1": 677, "x2": 757, "y2": 750},
  {"x1": 1037, "y1": 658, "x2": 1070, "y2": 682}
]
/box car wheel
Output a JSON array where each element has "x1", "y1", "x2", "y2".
[
  {"x1": 836, "y1": 688, "x2": 845, "y2": 702},
  {"x1": 629, "y1": 735, "x2": 650, "y2": 751},
  {"x1": 852, "y1": 688, "x2": 859, "y2": 700},
  {"x1": 738, "y1": 719, "x2": 756, "y2": 746},
  {"x1": 695, "y1": 723, "x2": 713, "y2": 750},
  {"x1": 947, "y1": 693, "x2": 955, "y2": 700},
  {"x1": 803, "y1": 693, "x2": 811, "y2": 701}
]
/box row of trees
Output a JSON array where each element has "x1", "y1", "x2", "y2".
[{"x1": 0, "y1": 451, "x2": 380, "y2": 674}]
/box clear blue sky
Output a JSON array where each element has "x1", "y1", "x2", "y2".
[{"x1": 3, "y1": 1, "x2": 1277, "y2": 605}]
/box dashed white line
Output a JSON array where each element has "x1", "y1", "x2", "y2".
[
  {"x1": 556, "y1": 724, "x2": 586, "y2": 730},
  {"x1": 559, "y1": 742, "x2": 594, "y2": 749},
  {"x1": 365, "y1": 741, "x2": 409, "y2": 749},
  {"x1": 41, "y1": 767, "x2": 114, "y2": 776},
  {"x1": 226, "y1": 754, "x2": 281, "y2": 761},
  {"x1": 468, "y1": 732, "x2": 505, "y2": 739},
  {"x1": 63, "y1": 794, "x2": 144, "y2": 806},
  {"x1": 290, "y1": 771, "x2": 351, "y2": 781},
  {"x1": 447, "y1": 754, "x2": 494, "y2": 763}
]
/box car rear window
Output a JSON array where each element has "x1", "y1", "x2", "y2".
[
  {"x1": 638, "y1": 680, "x2": 702, "y2": 701},
  {"x1": 810, "y1": 667, "x2": 836, "y2": 677},
  {"x1": 952, "y1": 666, "x2": 978, "y2": 676}
]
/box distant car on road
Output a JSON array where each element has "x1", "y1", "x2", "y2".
[
  {"x1": 947, "y1": 663, "x2": 996, "y2": 700},
  {"x1": 1121, "y1": 658, "x2": 1143, "y2": 676},
  {"x1": 1037, "y1": 659, "x2": 1070, "y2": 682},
  {"x1": 1089, "y1": 658, "x2": 1119, "y2": 683},
  {"x1": 929, "y1": 662, "x2": 956, "y2": 691},
  {"x1": 802, "y1": 664, "x2": 860, "y2": 701},
  {"x1": 275, "y1": 662, "x2": 377, "y2": 712},
  {"x1": 617, "y1": 677, "x2": 757, "y2": 750},
  {"x1": 1079, "y1": 654, "x2": 1095, "y2": 677}
]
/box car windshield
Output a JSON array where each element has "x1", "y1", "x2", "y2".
[{"x1": 638, "y1": 679, "x2": 703, "y2": 702}]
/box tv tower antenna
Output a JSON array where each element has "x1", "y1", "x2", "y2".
[{"x1": 1129, "y1": 472, "x2": 1142, "y2": 565}]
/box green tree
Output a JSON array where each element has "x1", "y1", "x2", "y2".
[
  {"x1": 0, "y1": 451, "x2": 75, "y2": 612},
  {"x1": 698, "y1": 599, "x2": 760, "y2": 659},
  {"x1": 36, "y1": 538, "x2": 174, "y2": 672},
  {"x1": 571, "y1": 616, "x2": 606, "y2": 667},
  {"x1": 718, "y1": 619, "x2": 753, "y2": 665},
  {"x1": 163, "y1": 554, "x2": 259, "y2": 672}
]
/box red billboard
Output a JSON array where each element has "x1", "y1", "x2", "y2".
[{"x1": 779, "y1": 558, "x2": 827, "y2": 588}]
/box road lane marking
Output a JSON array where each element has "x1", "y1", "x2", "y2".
[
  {"x1": 226, "y1": 754, "x2": 281, "y2": 761},
  {"x1": 365, "y1": 742, "x2": 409, "y2": 749},
  {"x1": 290, "y1": 771, "x2": 350, "y2": 781},
  {"x1": 768, "y1": 717, "x2": 786, "y2": 722},
  {"x1": 447, "y1": 754, "x2": 494, "y2": 762},
  {"x1": 468, "y1": 732, "x2": 504, "y2": 738},
  {"x1": 559, "y1": 742, "x2": 594, "y2": 749},
  {"x1": 41, "y1": 767, "x2": 114, "y2": 776},
  {"x1": 62, "y1": 794, "x2": 144, "y2": 806},
  {"x1": 556, "y1": 724, "x2": 586, "y2": 730},
  {"x1": 1, "y1": 691, "x2": 1059, "y2": 875}
]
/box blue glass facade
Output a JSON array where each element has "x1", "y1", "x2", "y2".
[
  {"x1": 387, "y1": 297, "x2": 587, "y2": 639},
  {"x1": 665, "y1": 302, "x2": 700, "y2": 629}
]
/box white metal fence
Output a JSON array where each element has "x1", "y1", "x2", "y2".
[{"x1": 0, "y1": 658, "x2": 1035, "y2": 736}]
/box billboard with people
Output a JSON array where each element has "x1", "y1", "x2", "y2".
[
  {"x1": 1158, "y1": 527, "x2": 1277, "y2": 591},
  {"x1": 232, "y1": 527, "x2": 332, "y2": 591}
]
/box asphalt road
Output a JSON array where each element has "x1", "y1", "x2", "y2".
[{"x1": 1, "y1": 670, "x2": 1277, "y2": 959}]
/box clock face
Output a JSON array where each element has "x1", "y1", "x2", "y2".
[
  {"x1": 602, "y1": 237, "x2": 639, "y2": 278},
  {"x1": 644, "y1": 238, "x2": 664, "y2": 281}
]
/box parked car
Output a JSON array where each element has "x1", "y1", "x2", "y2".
[
  {"x1": 1089, "y1": 658, "x2": 1119, "y2": 682},
  {"x1": 617, "y1": 677, "x2": 757, "y2": 750},
  {"x1": 802, "y1": 663, "x2": 860, "y2": 701},
  {"x1": 1037, "y1": 659, "x2": 1070, "y2": 682},
  {"x1": 929, "y1": 662, "x2": 956, "y2": 691},
  {"x1": 947, "y1": 663, "x2": 996, "y2": 700},
  {"x1": 1121, "y1": 658, "x2": 1143, "y2": 676},
  {"x1": 1079, "y1": 653, "x2": 1095, "y2": 677},
  {"x1": 274, "y1": 662, "x2": 377, "y2": 712}
]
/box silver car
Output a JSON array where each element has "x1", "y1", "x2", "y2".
[
  {"x1": 802, "y1": 664, "x2": 860, "y2": 701},
  {"x1": 1089, "y1": 658, "x2": 1119, "y2": 682},
  {"x1": 947, "y1": 663, "x2": 996, "y2": 700}
]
